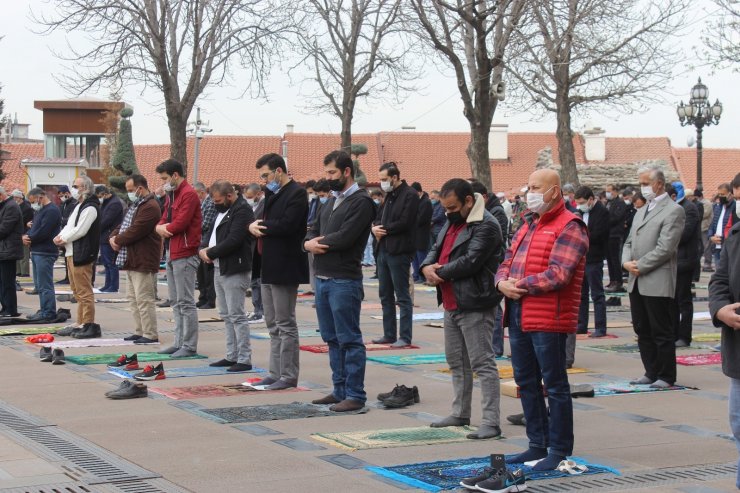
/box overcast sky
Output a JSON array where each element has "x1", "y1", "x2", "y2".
[{"x1": 2, "y1": 0, "x2": 737, "y2": 150}]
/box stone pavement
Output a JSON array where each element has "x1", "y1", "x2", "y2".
[{"x1": 0, "y1": 267, "x2": 736, "y2": 492}]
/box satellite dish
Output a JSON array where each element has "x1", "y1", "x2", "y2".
[{"x1": 687, "y1": 135, "x2": 695, "y2": 147}]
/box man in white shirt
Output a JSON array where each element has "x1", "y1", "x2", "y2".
[{"x1": 53, "y1": 176, "x2": 102, "y2": 338}]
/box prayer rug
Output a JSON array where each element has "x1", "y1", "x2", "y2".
[
  {"x1": 692, "y1": 333, "x2": 722, "y2": 342},
  {"x1": 370, "y1": 312, "x2": 445, "y2": 321},
  {"x1": 437, "y1": 366, "x2": 589, "y2": 380},
  {"x1": 95, "y1": 298, "x2": 129, "y2": 304},
  {"x1": 366, "y1": 455, "x2": 619, "y2": 492},
  {"x1": 593, "y1": 381, "x2": 695, "y2": 397},
  {"x1": 251, "y1": 330, "x2": 321, "y2": 340},
  {"x1": 149, "y1": 383, "x2": 308, "y2": 400},
  {"x1": 312, "y1": 426, "x2": 485, "y2": 451},
  {"x1": 65, "y1": 352, "x2": 207, "y2": 365},
  {"x1": 38, "y1": 338, "x2": 159, "y2": 348},
  {"x1": 676, "y1": 353, "x2": 722, "y2": 366},
  {"x1": 0, "y1": 326, "x2": 60, "y2": 336},
  {"x1": 300, "y1": 343, "x2": 421, "y2": 353},
  {"x1": 108, "y1": 365, "x2": 265, "y2": 379},
  {"x1": 198, "y1": 401, "x2": 369, "y2": 423},
  {"x1": 582, "y1": 343, "x2": 713, "y2": 354},
  {"x1": 576, "y1": 333, "x2": 619, "y2": 340},
  {"x1": 368, "y1": 354, "x2": 510, "y2": 366},
  {"x1": 165, "y1": 317, "x2": 223, "y2": 323}
]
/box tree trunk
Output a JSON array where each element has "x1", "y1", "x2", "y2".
[
  {"x1": 555, "y1": 100, "x2": 579, "y2": 186},
  {"x1": 168, "y1": 115, "x2": 188, "y2": 177},
  {"x1": 466, "y1": 122, "x2": 492, "y2": 192},
  {"x1": 340, "y1": 111, "x2": 352, "y2": 153}
]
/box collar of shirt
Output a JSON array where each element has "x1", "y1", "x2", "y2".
[
  {"x1": 332, "y1": 182, "x2": 359, "y2": 200},
  {"x1": 648, "y1": 192, "x2": 668, "y2": 211}
]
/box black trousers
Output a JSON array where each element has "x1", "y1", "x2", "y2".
[
  {"x1": 197, "y1": 260, "x2": 216, "y2": 305},
  {"x1": 0, "y1": 260, "x2": 18, "y2": 316},
  {"x1": 672, "y1": 269, "x2": 694, "y2": 344},
  {"x1": 606, "y1": 236, "x2": 623, "y2": 285},
  {"x1": 629, "y1": 280, "x2": 676, "y2": 384}
]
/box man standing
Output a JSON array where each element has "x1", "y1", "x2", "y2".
[
  {"x1": 0, "y1": 187, "x2": 23, "y2": 317},
  {"x1": 53, "y1": 176, "x2": 102, "y2": 338},
  {"x1": 200, "y1": 181, "x2": 255, "y2": 372},
  {"x1": 12, "y1": 190, "x2": 33, "y2": 280},
  {"x1": 422, "y1": 179, "x2": 504, "y2": 439},
  {"x1": 194, "y1": 182, "x2": 217, "y2": 309},
  {"x1": 155, "y1": 159, "x2": 203, "y2": 357},
  {"x1": 110, "y1": 175, "x2": 162, "y2": 344},
  {"x1": 411, "y1": 182, "x2": 433, "y2": 284},
  {"x1": 574, "y1": 186, "x2": 610, "y2": 339},
  {"x1": 695, "y1": 189, "x2": 714, "y2": 272},
  {"x1": 496, "y1": 169, "x2": 588, "y2": 471},
  {"x1": 430, "y1": 190, "x2": 446, "y2": 241},
  {"x1": 371, "y1": 162, "x2": 419, "y2": 347},
  {"x1": 56, "y1": 185, "x2": 77, "y2": 285},
  {"x1": 622, "y1": 166, "x2": 685, "y2": 388},
  {"x1": 305, "y1": 150, "x2": 375, "y2": 412},
  {"x1": 245, "y1": 183, "x2": 265, "y2": 324},
  {"x1": 670, "y1": 182, "x2": 700, "y2": 348},
  {"x1": 95, "y1": 186, "x2": 125, "y2": 293},
  {"x1": 605, "y1": 184, "x2": 628, "y2": 292},
  {"x1": 708, "y1": 183, "x2": 736, "y2": 269},
  {"x1": 24, "y1": 188, "x2": 61, "y2": 322},
  {"x1": 249, "y1": 153, "x2": 309, "y2": 390}
]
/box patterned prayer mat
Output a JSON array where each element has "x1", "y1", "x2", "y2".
[
  {"x1": 108, "y1": 365, "x2": 265, "y2": 379},
  {"x1": 198, "y1": 401, "x2": 369, "y2": 423},
  {"x1": 590, "y1": 306, "x2": 631, "y2": 313},
  {"x1": 149, "y1": 383, "x2": 309, "y2": 400},
  {"x1": 676, "y1": 353, "x2": 722, "y2": 366},
  {"x1": 300, "y1": 343, "x2": 421, "y2": 354},
  {"x1": 576, "y1": 333, "x2": 619, "y2": 340},
  {"x1": 581, "y1": 343, "x2": 714, "y2": 354},
  {"x1": 0, "y1": 326, "x2": 60, "y2": 336},
  {"x1": 251, "y1": 330, "x2": 321, "y2": 340},
  {"x1": 593, "y1": 381, "x2": 695, "y2": 397},
  {"x1": 165, "y1": 317, "x2": 223, "y2": 323},
  {"x1": 437, "y1": 366, "x2": 589, "y2": 380},
  {"x1": 370, "y1": 312, "x2": 445, "y2": 321},
  {"x1": 95, "y1": 298, "x2": 129, "y2": 303},
  {"x1": 312, "y1": 426, "x2": 487, "y2": 451},
  {"x1": 38, "y1": 338, "x2": 159, "y2": 348},
  {"x1": 366, "y1": 455, "x2": 619, "y2": 492},
  {"x1": 65, "y1": 352, "x2": 207, "y2": 365},
  {"x1": 692, "y1": 333, "x2": 722, "y2": 342},
  {"x1": 369, "y1": 353, "x2": 510, "y2": 366}
]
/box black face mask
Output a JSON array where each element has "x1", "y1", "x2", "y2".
[
  {"x1": 328, "y1": 175, "x2": 346, "y2": 192},
  {"x1": 719, "y1": 195, "x2": 729, "y2": 205},
  {"x1": 446, "y1": 211, "x2": 465, "y2": 225},
  {"x1": 215, "y1": 201, "x2": 230, "y2": 213}
]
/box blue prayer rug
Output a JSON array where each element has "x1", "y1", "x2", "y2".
[{"x1": 366, "y1": 455, "x2": 619, "y2": 492}]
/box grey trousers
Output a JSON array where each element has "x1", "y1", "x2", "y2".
[
  {"x1": 263, "y1": 283, "x2": 300, "y2": 384},
  {"x1": 127, "y1": 270, "x2": 158, "y2": 340},
  {"x1": 215, "y1": 269, "x2": 252, "y2": 364},
  {"x1": 166, "y1": 255, "x2": 199, "y2": 351},
  {"x1": 444, "y1": 307, "x2": 501, "y2": 427},
  {"x1": 566, "y1": 332, "x2": 576, "y2": 368}
]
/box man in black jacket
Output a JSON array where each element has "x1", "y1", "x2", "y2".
[
  {"x1": 200, "y1": 181, "x2": 255, "y2": 373},
  {"x1": 605, "y1": 184, "x2": 628, "y2": 292},
  {"x1": 669, "y1": 182, "x2": 701, "y2": 347},
  {"x1": 574, "y1": 187, "x2": 610, "y2": 339},
  {"x1": 422, "y1": 179, "x2": 504, "y2": 439},
  {"x1": 708, "y1": 172, "x2": 740, "y2": 489},
  {"x1": 11, "y1": 190, "x2": 33, "y2": 279},
  {"x1": 0, "y1": 187, "x2": 23, "y2": 317},
  {"x1": 371, "y1": 162, "x2": 419, "y2": 347},
  {"x1": 305, "y1": 150, "x2": 376, "y2": 412},
  {"x1": 249, "y1": 153, "x2": 309, "y2": 390},
  {"x1": 95, "y1": 186, "x2": 124, "y2": 292},
  {"x1": 411, "y1": 182, "x2": 433, "y2": 284}
]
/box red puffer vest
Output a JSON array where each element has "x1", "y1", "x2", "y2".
[{"x1": 511, "y1": 201, "x2": 585, "y2": 333}]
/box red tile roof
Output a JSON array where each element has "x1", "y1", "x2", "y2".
[
  {"x1": 674, "y1": 147, "x2": 740, "y2": 193},
  {"x1": 0, "y1": 143, "x2": 44, "y2": 192}
]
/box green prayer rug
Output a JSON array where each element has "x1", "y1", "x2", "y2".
[
  {"x1": 65, "y1": 352, "x2": 207, "y2": 365},
  {"x1": 0, "y1": 326, "x2": 60, "y2": 336},
  {"x1": 312, "y1": 426, "x2": 488, "y2": 451}
]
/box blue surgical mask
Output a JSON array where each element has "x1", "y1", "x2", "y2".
[
  {"x1": 373, "y1": 199, "x2": 380, "y2": 205},
  {"x1": 266, "y1": 180, "x2": 280, "y2": 193},
  {"x1": 319, "y1": 196, "x2": 329, "y2": 205},
  {"x1": 431, "y1": 199, "x2": 439, "y2": 205}
]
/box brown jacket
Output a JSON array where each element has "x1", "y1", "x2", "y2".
[{"x1": 111, "y1": 194, "x2": 162, "y2": 273}]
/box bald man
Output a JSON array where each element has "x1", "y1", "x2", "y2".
[{"x1": 495, "y1": 169, "x2": 589, "y2": 471}]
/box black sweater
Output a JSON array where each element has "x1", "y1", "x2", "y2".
[{"x1": 306, "y1": 188, "x2": 376, "y2": 280}]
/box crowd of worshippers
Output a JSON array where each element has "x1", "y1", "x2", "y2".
[{"x1": 0, "y1": 151, "x2": 738, "y2": 472}]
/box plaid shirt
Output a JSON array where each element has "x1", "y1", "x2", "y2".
[
  {"x1": 495, "y1": 211, "x2": 589, "y2": 295},
  {"x1": 201, "y1": 195, "x2": 217, "y2": 234}
]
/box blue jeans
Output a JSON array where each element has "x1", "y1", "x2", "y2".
[
  {"x1": 363, "y1": 237, "x2": 375, "y2": 266},
  {"x1": 731, "y1": 378, "x2": 740, "y2": 488},
  {"x1": 99, "y1": 243, "x2": 119, "y2": 291},
  {"x1": 508, "y1": 300, "x2": 573, "y2": 457},
  {"x1": 32, "y1": 253, "x2": 56, "y2": 318},
  {"x1": 377, "y1": 249, "x2": 413, "y2": 343},
  {"x1": 315, "y1": 277, "x2": 366, "y2": 403},
  {"x1": 412, "y1": 249, "x2": 428, "y2": 282},
  {"x1": 577, "y1": 262, "x2": 607, "y2": 334}
]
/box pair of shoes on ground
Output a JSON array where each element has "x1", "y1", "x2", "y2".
[
  {"x1": 209, "y1": 359, "x2": 253, "y2": 373},
  {"x1": 105, "y1": 379, "x2": 148, "y2": 399},
  {"x1": 629, "y1": 375, "x2": 674, "y2": 388},
  {"x1": 157, "y1": 345, "x2": 197, "y2": 358},
  {"x1": 25, "y1": 311, "x2": 55, "y2": 322},
  {"x1": 460, "y1": 465, "x2": 527, "y2": 492},
  {"x1": 430, "y1": 415, "x2": 502, "y2": 440},
  {"x1": 370, "y1": 336, "x2": 412, "y2": 348},
  {"x1": 39, "y1": 347, "x2": 65, "y2": 365},
  {"x1": 107, "y1": 354, "x2": 166, "y2": 380},
  {"x1": 310, "y1": 393, "x2": 365, "y2": 412},
  {"x1": 377, "y1": 384, "x2": 420, "y2": 409},
  {"x1": 123, "y1": 334, "x2": 159, "y2": 344}
]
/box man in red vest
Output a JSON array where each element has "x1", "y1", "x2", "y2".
[{"x1": 495, "y1": 169, "x2": 589, "y2": 471}]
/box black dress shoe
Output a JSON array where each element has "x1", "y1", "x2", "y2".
[
  {"x1": 371, "y1": 337, "x2": 396, "y2": 344},
  {"x1": 123, "y1": 334, "x2": 142, "y2": 341},
  {"x1": 198, "y1": 303, "x2": 216, "y2": 310},
  {"x1": 156, "y1": 300, "x2": 171, "y2": 308},
  {"x1": 72, "y1": 323, "x2": 101, "y2": 339},
  {"x1": 52, "y1": 349, "x2": 65, "y2": 365},
  {"x1": 209, "y1": 358, "x2": 236, "y2": 367},
  {"x1": 133, "y1": 337, "x2": 159, "y2": 344},
  {"x1": 227, "y1": 363, "x2": 253, "y2": 372},
  {"x1": 107, "y1": 382, "x2": 148, "y2": 400}
]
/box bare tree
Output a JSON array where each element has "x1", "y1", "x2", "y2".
[
  {"x1": 293, "y1": 0, "x2": 418, "y2": 154},
  {"x1": 34, "y1": 0, "x2": 289, "y2": 174},
  {"x1": 703, "y1": 0, "x2": 740, "y2": 70},
  {"x1": 410, "y1": 0, "x2": 525, "y2": 191},
  {"x1": 506, "y1": 0, "x2": 687, "y2": 185}
]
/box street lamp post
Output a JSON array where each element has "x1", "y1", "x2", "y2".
[
  {"x1": 676, "y1": 78, "x2": 722, "y2": 191},
  {"x1": 187, "y1": 107, "x2": 212, "y2": 183}
]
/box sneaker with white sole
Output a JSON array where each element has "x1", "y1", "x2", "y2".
[
  {"x1": 247, "y1": 313, "x2": 264, "y2": 324},
  {"x1": 459, "y1": 467, "x2": 499, "y2": 491},
  {"x1": 475, "y1": 468, "x2": 527, "y2": 493},
  {"x1": 133, "y1": 363, "x2": 166, "y2": 381}
]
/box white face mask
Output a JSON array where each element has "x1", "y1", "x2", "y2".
[
  {"x1": 98, "y1": 197, "x2": 105, "y2": 205},
  {"x1": 60, "y1": 195, "x2": 68, "y2": 203},
  {"x1": 380, "y1": 181, "x2": 393, "y2": 193},
  {"x1": 308, "y1": 193, "x2": 317, "y2": 202},
  {"x1": 70, "y1": 188, "x2": 80, "y2": 200},
  {"x1": 641, "y1": 185, "x2": 655, "y2": 202},
  {"x1": 31, "y1": 202, "x2": 42, "y2": 212},
  {"x1": 577, "y1": 203, "x2": 590, "y2": 213},
  {"x1": 526, "y1": 186, "x2": 554, "y2": 215},
  {"x1": 605, "y1": 192, "x2": 613, "y2": 200},
  {"x1": 246, "y1": 198, "x2": 255, "y2": 207},
  {"x1": 624, "y1": 199, "x2": 632, "y2": 206},
  {"x1": 163, "y1": 177, "x2": 177, "y2": 193},
  {"x1": 127, "y1": 192, "x2": 138, "y2": 202}
]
